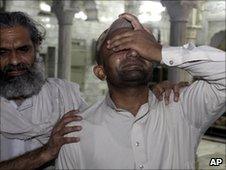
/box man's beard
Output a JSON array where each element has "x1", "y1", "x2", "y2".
[
  {"x1": 118, "y1": 69, "x2": 151, "y2": 86},
  {"x1": 105, "y1": 59, "x2": 152, "y2": 88},
  {"x1": 0, "y1": 56, "x2": 46, "y2": 99}
]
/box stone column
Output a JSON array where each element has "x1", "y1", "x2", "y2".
[
  {"x1": 0, "y1": 0, "x2": 6, "y2": 11},
  {"x1": 52, "y1": 0, "x2": 78, "y2": 80},
  {"x1": 186, "y1": 2, "x2": 204, "y2": 44},
  {"x1": 46, "y1": 46, "x2": 56, "y2": 78},
  {"x1": 124, "y1": 1, "x2": 141, "y2": 16},
  {"x1": 161, "y1": 0, "x2": 197, "y2": 83},
  {"x1": 84, "y1": 0, "x2": 98, "y2": 21}
]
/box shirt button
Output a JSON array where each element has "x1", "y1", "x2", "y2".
[
  {"x1": 169, "y1": 60, "x2": 174, "y2": 65},
  {"x1": 139, "y1": 165, "x2": 144, "y2": 169},
  {"x1": 135, "y1": 141, "x2": 140, "y2": 146}
]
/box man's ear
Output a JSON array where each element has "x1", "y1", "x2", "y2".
[{"x1": 93, "y1": 65, "x2": 106, "y2": 81}]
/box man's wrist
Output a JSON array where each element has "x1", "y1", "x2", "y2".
[
  {"x1": 40, "y1": 145, "x2": 55, "y2": 162},
  {"x1": 153, "y1": 43, "x2": 162, "y2": 63},
  {"x1": 157, "y1": 44, "x2": 162, "y2": 62}
]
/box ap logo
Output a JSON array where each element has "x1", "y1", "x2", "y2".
[{"x1": 209, "y1": 158, "x2": 223, "y2": 166}]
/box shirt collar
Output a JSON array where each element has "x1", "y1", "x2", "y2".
[
  {"x1": 105, "y1": 90, "x2": 156, "y2": 119},
  {"x1": 0, "y1": 96, "x2": 33, "y2": 111}
]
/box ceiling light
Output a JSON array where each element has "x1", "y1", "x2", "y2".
[
  {"x1": 45, "y1": 24, "x2": 51, "y2": 28},
  {"x1": 40, "y1": 2, "x2": 51, "y2": 12},
  {"x1": 138, "y1": 1, "x2": 165, "y2": 22},
  {"x1": 74, "y1": 11, "x2": 87, "y2": 20}
]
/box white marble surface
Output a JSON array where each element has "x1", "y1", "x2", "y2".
[{"x1": 196, "y1": 139, "x2": 226, "y2": 170}]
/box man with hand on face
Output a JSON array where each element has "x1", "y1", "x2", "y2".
[
  {"x1": 56, "y1": 13, "x2": 226, "y2": 170},
  {"x1": 0, "y1": 12, "x2": 184, "y2": 170}
]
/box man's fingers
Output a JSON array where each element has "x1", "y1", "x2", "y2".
[
  {"x1": 54, "y1": 115, "x2": 82, "y2": 133},
  {"x1": 173, "y1": 81, "x2": 189, "y2": 102},
  {"x1": 60, "y1": 126, "x2": 82, "y2": 136},
  {"x1": 58, "y1": 110, "x2": 80, "y2": 123},
  {"x1": 108, "y1": 37, "x2": 133, "y2": 49},
  {"x1": 178, "y1": 81, "x2": 190, "y2": 87},
  {"x1": 154, "y1": 90, "x2": 162, "y2": 101},
  {"x1": 143, "y1": 26, "x2": 152, "y2": 34},
  {"x1": 174, "y1": 92, "x2": 180, "y2": 102},
  {"x1": 62, "y1": 137, "x2": 80, "y2": 145},
  {"x1": 164, "y1": 89, "x2": 171, "y2": 105},
  {"x1": 107, "y1": 31, "x2": 133, "y2": 46},
  {"x1": 111, "y1": 42, "x2": 132, "y2": 52},
  {"x1": 62, "y1": 110, "x2": 80, "y2": 119},
  {"x1": 173, "y1": 85, "x2": 180, "y2": 102},
  {"x1": 151, "y1": 84, "x2": 165, "y2": 101},
  {"x1": 119, "y1": 13, "x2": 143, "y2": 30},
  {"x1": 60, "y1": 116, "x2": 82, "y2": 127}
]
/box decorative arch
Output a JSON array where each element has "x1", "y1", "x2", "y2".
[{"x1": 84, "y1": 0, "x2": 98, "y2": 21}]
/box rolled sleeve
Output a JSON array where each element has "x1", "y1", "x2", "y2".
[
  {"x1": 161, "y1": 43, "x2": 224, "y2": 66},
  {"x1": 161, "y1": 43, "x2": 226, "y2": 132}
]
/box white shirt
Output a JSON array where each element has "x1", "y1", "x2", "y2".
[
  {"x1": 0, "y1": 78, "x2": 87, "y2": 161},
  {"x1": 56, "y1": 44, "x2": 226, "y2": 170}
]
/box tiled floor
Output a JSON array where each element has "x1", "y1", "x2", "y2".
[{"x1": 196, "y1": 138, "x2": 226, "y2": 170}]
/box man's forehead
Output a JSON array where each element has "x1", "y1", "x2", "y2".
[
  {"x1": 106, "y1": 27, "x2": 133, "y2": 40},
  {"x1": 0, "y1": 25, "x2": 29, "y2": 35},
  {"x1": 0, "y1": 26, "x2": 32, "y2": 47}
]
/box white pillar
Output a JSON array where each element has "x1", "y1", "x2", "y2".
[
  {"x1": 124, "y1": 1, "x2": 141, "y2": 16},
  {"x1": 84, "y1": 0, "x2": 98, "y2": 21},
  {"x1": 52, "y1": 0, "x2": 78, "y2": 80},
  {"x1": 161, "y1": 0, "x2": 197, "y2": 83}
]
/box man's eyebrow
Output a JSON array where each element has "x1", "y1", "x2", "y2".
[
  {"x1": 16, "y1": 44, "x2": 32, "y2": 50},
  {"x1": 107, "y1": 49, "x2": 127, "y2": 59},
  {"x1": 0, "y1": 47, "x2": 10, "y2": 51},
  {"x1": 0, "y1": 44, "x2": 32, "y2": 50}
]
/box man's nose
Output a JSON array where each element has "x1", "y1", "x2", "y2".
[
  {"x1": 126, "y1": 49, "x2": 139, "y2": 58},
  {"x1": 9, "y1": 51, "x2": 21, "y2": 65}
]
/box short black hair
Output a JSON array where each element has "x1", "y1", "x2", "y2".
[
  {"x1": 95, "y1": 29, "x2": 109, "y2": 65},
  {"x1": 95, "y1": 41, "x2": 104, "y2": 65},
  {"x1": 0, "y1": 11, "x2": 45, "y2": 46}
]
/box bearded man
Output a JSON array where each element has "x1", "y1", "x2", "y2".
[
  {"x1": 0, "y1": 11, "x2": 87, "y2": 169},
  {"x1": 56, "y1": 13, "x2": 225, "y2": 169}
]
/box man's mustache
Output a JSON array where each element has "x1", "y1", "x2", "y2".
[
  {"x1": 121, "y1": 56, "x2": 145, "y2": 68},
  {"x1": 2, "y1": 63, "x2": 30, "y2": 74}
]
